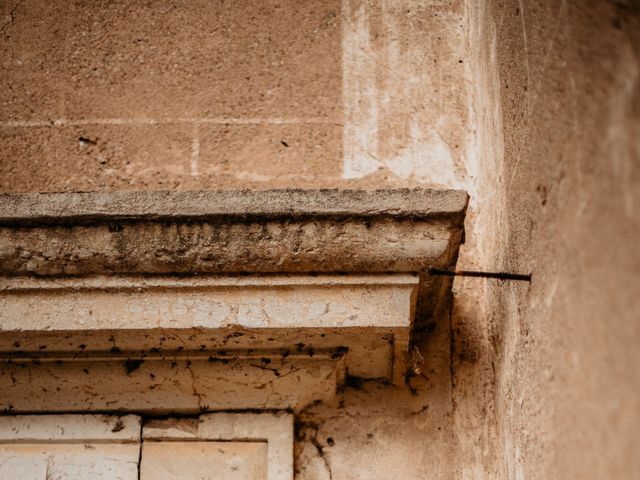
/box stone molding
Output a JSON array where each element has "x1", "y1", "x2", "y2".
[
  {"x1": 1, "y1": 275, "x2": 415, "y2": 412},
  {"x1": 143, "y1": 413, "x2": 293, "y2": 480},
  {"x1": 0, "y1": 414, "x2": 142, "y2": 479},
  {"x1": 0, "y1": 188, "x2": 467, "y2": 276},
  {"x1": 0, "y1": 189, "x2": 467, "y2": 413},
  {"x1": 0, "y1": 413, "x2": 293, "y2": 480},
  {"x1": 0, "y1": 414, "x2": 141, "y2": 443},
  {"x1": 0, "y1": 189, "x2": 468, "y2": 225}
]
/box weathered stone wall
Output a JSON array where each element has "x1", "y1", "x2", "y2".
[
  {"x1": 1, "y1": 0, "x2": 342, "y2": 190},
  {"x1": 0, "y1": 0, "x2": 469, "y2": 193},
  {"x1": 464, "y1": 1, "x2": 640, "y2": 478},
  {"x1": 2, "y1": 0, "x2": 639, "y2": 478}
]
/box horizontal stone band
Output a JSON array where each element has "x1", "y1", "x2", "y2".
[{"x1": 0, "y1": 189, "x2": 467, "y2": 276}]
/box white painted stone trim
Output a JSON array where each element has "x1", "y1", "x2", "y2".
[
  {"x1": 0, "y1": 274, "x2": 416, "y2": 388},
  {"x1": 0, "y1": 274, "x2": 415, "y2": 412}
]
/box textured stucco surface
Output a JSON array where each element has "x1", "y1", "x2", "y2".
[
  {"x1": 459, "y1": 1, "x2": 640, "y2": 478},
  {"x1": 0, "y1": 0, "x2": 343, "y2": 190}
]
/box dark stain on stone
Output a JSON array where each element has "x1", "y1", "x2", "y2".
[
  {"x1": 612, "y1": 16, "x2": 623, "y2": 28},
  {"x1": 123, "y1": 359, "x2": 143, "y2": 375},
  {"x1": 344, "y1": 375, "x2": 364, "y2": 390},
  {"x1": 404, "y1": 373, "x2": 419, "y2": 396},
  {"x1": 79, "y1": 136, "x2": 98, "y2": 146},
  {"x1": 208, "y1": 357, "x2": 230, "y2": 365},
  {"x1": 331, "y1": 346, "x2": 349, "y2": 359},
  {"x1": 111, "y1": 420, "x2": 125, "y2": 433}
]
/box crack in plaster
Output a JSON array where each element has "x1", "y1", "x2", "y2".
[
  {"x1": 296, "y1": 420, "x2": 334, "y2": 480},
  {"x1": 185, "y1": 360, "x2": 206, "y2": 412}
]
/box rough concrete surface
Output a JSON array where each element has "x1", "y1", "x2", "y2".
[
  {"x1": 0, "y1": 189, "x2": 466, "y2": 275},
  {"x1": 0, "y1": 188, "x2": 468, "y2": 222}
]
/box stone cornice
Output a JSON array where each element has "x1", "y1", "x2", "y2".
[
  {"x1": 0, "y1": 189, "x2": 468, "y2": 226},
  {"x1": 0, "y1": 189, "x2": 467, "y2": 412},
  {"x1": 0, "y1": 188, "x2": 467, "y2": 276}
]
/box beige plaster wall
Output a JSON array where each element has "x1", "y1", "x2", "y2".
[{"x1": 464, "y1": 1, "x2": 640, "y2": 478}]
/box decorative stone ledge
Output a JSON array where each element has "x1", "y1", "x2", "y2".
[
  {"x1": 0, "y1": 189, "x2": 467, "y2": 276},
  {"x1": 0, "y1": 274, "x2": 416, "y2": 412},
  {"x1": 0, "y1": 189, "x2": 467, "y2": 413}
]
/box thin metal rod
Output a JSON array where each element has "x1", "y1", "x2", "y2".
[{"x1": 428, "y1": 268, "x2": 531, "y2": 282}]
